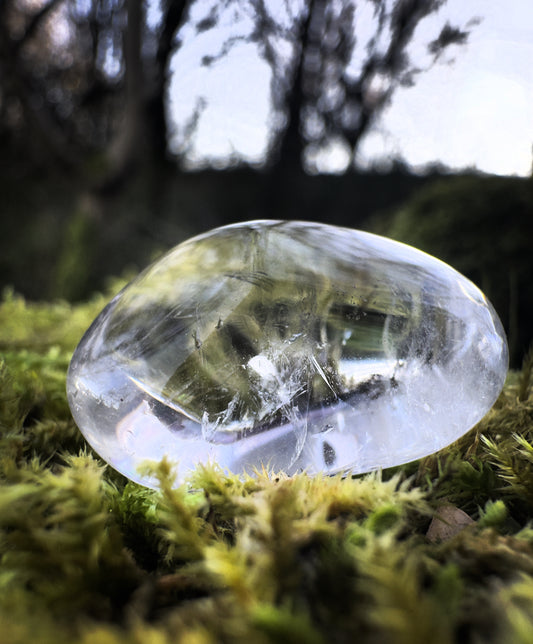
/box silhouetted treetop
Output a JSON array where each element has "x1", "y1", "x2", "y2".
[
  {"x1": 0, "y1": 0, "x2": 473, "y2": 181},
  {"x1": 203, "y1": 0, "x2": 473, "y2": 171}
]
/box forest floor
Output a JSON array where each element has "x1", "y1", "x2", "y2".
[{"x1": 1, "y1": 287, "x2": 533, "y2": 644}]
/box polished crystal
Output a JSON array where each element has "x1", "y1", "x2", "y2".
[{"x1": 67, "y1": 220, "x2": 508, "y2": 488}]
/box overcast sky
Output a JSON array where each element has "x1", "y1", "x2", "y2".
[{"x1": 168, "y1": 0, "x2": 533, "y2": 176}]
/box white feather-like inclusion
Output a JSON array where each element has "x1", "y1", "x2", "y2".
[{"x1": 66, "y1": 220, "x2": 508, "y2": 488}]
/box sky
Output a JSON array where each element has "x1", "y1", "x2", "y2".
[
  {"x1": 168, "y1": 0, "x2": 533, "y2": 177},
  {"x1": 360, "y1": 0, "x2": 533, "y2": 176}
]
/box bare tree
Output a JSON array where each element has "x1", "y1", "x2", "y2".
[
  {"x1": 0, "y1": 0, "x2": 196, "y2": 298},
  {"x1": 0, "y1": 0, "x2": 190, "y2": 189},
  {"x1": 0, "y1": 0, "x2": 477, "y2": 300},
  {"x1": 0, "y1": 0, "x2": 473, "y2": 180},
  {"x1": 199, "y1": 0, "x2": 473, "y2": 172}
]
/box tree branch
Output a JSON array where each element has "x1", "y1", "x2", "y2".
[{"x1": 13, "y1": 0, "x2": 65, "y2": 54}]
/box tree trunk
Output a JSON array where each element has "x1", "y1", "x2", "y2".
[
  {"x1": 146, "y1": 0, "x2": 190, "y2": 163},
  {"x1": 270, "y1": 0, "x2": 319, "y2": 174}
]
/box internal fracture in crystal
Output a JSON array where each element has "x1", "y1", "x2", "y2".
[{"x1": 67, "y1": 220, "x2": 508, "y2": 488}]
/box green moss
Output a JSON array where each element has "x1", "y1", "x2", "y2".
[{"x1": 1, "y1": 290, "x2": 533, "y2": 643}]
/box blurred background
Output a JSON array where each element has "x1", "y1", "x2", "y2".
[{"x1": 1, "y1": 0, "x2": 532, "y2": 365}]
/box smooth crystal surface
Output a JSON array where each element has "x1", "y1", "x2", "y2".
[{"x1": 67, "y1": 220, "x2": 508, "y2": 488}]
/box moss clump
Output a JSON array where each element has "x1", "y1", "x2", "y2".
[{"x1": 1, "y1": 291, "x2": 533, "y2": 643}]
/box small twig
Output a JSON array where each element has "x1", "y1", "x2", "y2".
[{"x1": 517, "y1": 345, "x2": 533, "y2": 402}]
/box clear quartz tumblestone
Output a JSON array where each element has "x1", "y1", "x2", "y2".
[{"x1": 67, "y1": 220, "x2": 508, "y2": 488}]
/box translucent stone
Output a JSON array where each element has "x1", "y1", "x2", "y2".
[{"x1": 67, "y1": 220, "x2": 508, "y2": 488}]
